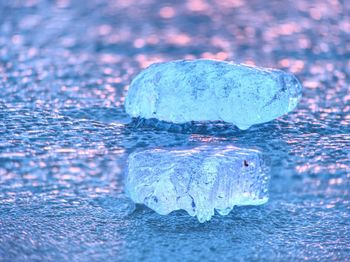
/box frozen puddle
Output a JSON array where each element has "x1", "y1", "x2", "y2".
[{"x1": 126, "y1": 145, "x2": 270, "y2": 222}]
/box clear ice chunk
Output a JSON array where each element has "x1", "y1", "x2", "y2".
[
  {"x1": 125, "y1": 59, "x2": 303, "y2": 130},
  {"x1": 126, "y1": 145, "x2": 270, "y2": 223}
]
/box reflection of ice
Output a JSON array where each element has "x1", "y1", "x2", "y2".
[
  {"x1": 126, "y1": 145, "x2": 270, "y2": 222},
  {"x1": 125, "y1": 59, "x2": 302, "y2": 130}
]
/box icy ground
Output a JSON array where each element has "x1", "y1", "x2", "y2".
[{"x1": 0, "y1": 0, "x2": 349, "y2": 261}]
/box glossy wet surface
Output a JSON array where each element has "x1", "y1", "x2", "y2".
[{"x1": 0, "y1": 0, "x2": 349, "y2": 261}]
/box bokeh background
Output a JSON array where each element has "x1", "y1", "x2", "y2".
[{"x1": 0, "y1": 0, "x2": 349, "y2": 261}]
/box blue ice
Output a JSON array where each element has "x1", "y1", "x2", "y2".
[
  {"x1": 126, "y1": 145, "x2": 270, "y2": 223},
  {"x1": 125, "y1": 59, "x2": 302, "y2": 130}
]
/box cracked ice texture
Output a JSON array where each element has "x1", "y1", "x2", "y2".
[
  {"x1": 125, "y1": 59, "x2": 303, "y2": 130},
  {"x1": 126, "y1": 145, "x2": 270, "y2": 223}
]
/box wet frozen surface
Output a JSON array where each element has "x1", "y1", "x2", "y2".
[{"x1": 0, "y1": 0, "x2": 349, "y2": 261}]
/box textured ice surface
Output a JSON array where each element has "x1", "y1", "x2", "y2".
[
  {"x1": 126, "y1": 145, "x2": 269, "y2": 222},
  {"x1": 2, "y1": 0, "x2": 350, "y2": 261},
  {"x1": 125, "y1": 59, "x2": 303, "y2": 130}
]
